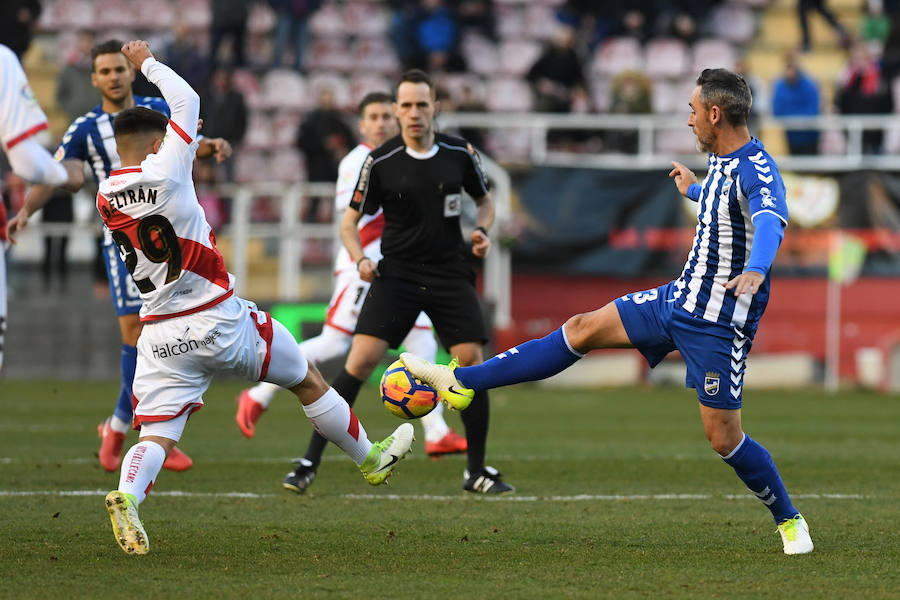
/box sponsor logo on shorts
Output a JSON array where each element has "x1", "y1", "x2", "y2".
[
  {"x1": 704, "y1": 371, "x2": 720, "y2": 396},
  {"x1": 151, "y1": 328, "x2": 222, "y2": 359}
]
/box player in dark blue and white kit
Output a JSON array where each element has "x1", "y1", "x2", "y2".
[
  {"x1": 401, "y1": 69, "x2": 814, "y2": 555},
  {"x1": 7, "y1": 39, "x2": 230, "y2": 473}
]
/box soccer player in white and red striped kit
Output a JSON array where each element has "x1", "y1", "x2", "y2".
[{"x1": 98, "y1": 40, "x2": 413, "y2": 555}]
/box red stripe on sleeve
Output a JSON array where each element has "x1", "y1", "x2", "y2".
[
  {"x1": 5, "y1": 122, "x2": 48, "y2": 149},
  {"x1": 359, "y1": 212, "x2": 385, "y2": 248},
  {"x1": 168, "y1": 120, "x2": 193, "y2": 144}
]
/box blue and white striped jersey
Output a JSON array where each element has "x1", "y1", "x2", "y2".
[
  {"x1": 673, "y1": 138, "x2": 788, "y2": 333},
  {"x1": 54, "y1": 96, "x2": 169, "y2": 185}
]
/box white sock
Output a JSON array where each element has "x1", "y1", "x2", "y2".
[
  {"x1": 109, "y1": 415, "x2": 131, "y2": 434},
  {"x1": 118, "y1": 441, "x2": 167, "y2": 504},
  {"x1": 248, "y1": 382, "x2": 279, "y2": 408},
  {"x1": 420, "y1": 402, "x2": 449, "y2": 442},
  {"x1": 302, "y1": 387, "x2": 372, "y2": 464}
]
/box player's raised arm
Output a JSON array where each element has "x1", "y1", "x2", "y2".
[{"x1": 120, "y1": 40, "x2": 200, "y2": 181}]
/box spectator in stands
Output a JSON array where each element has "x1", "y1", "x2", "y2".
[
  {"x1": 269, "y1": 0, "x2": 322, "y2": 72},
  {"x1": 201, "y1": 68, "x2": 248, "y2": 182},
  {"x1": 56, "y1": 30, "x2": 98, "y2": 124},
  {"x1": 451, "y1": 0, "x2": 496, "y2": 41},
  {"x1": 296, "y1": 87, "x2": 356, "y2": 222},
  {"x1": 456, "y1": 83, "x2": 488, "y2": 150},
  {"x1": 605, "y1": 70, "x2": 652, "y2": 153},
  {"x1": 879, "y1": 11, "x2": 900, "y2": 81},
  {"x1": 0, "y1": 0, "x2": 41, "y2": 59},
  {"x1": 412, "y1": 0, "x2": 467, "y2": 72},
  {"x1": 835, "y1": 41, "x2": 893, "y2": 153},
  {"x1": 798, "y1": 0, "x2": 850, "y2": 52},
  {"x1": 526, "y1": 24, "x2": 588, "y2": 114},
  {"x1": 772, "y1": 52, "x2": 821, "y2": 155},
  {"x1": 389, "y1": 0, "x2": 420, "y2": 67},
  {"x1": 163, "y1": 24, "x2": 209, "y2": 91},
  {"x1": 210, "y1": 0, "x2": 250, "y2": 68}
]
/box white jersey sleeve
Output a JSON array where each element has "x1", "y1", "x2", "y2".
[
  {"x1": 0, "y1": 44, "x2": 48, "y2": 150},
  {"x1": 334, "y1": 144, "x2": 372, "y2": 213},
  {"x1": 0, "y1": 44, "x2": 67, "y2": 186},
  {"x1": 139, "y1": 57, "x2": 200, "y2": 184}
]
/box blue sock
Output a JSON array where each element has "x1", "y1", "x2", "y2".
[
  {"x1": 722, "y1": 434, "x2": 799, "y2": 523},
  {"x1": 113, "y1": 344, "x2": 137, "y2": 423},
  {"x1": 455, "y1": 327, "x2": 583, "y2": 390}
]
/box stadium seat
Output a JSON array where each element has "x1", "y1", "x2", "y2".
[
  {"x1": 306, "y1": 37, "x2": 354, "y2": 73},
  {"x1": 259, "y1": 69, "x2": 308, "y2": 110},
  {"x1": 435, "y1": 73, "x2": 487, "y2": 105},
  {"x1": 307, "y1": 72, "x2": 352, "y2": 110},
  {"x1": 484, "y1": 77, "x2": 533, "y2": 112},
  {"x1": 497, "y1": 40, "x2": 543, "y2": 76},
  {"x1": 270, "y1": 149, "x2": 307, "y2": 183},
  {"x1": 352, "y1": 37, "x2": 399, "y2": 74},
  {"x1": 309, "y1": 2, "x2": 346, "y2": 36},
  {"x1": 692, "y1": 39, "x2": 737, "y2": 73},
  {"x1": 591, "y1": 37, "x2": 643, "y2": 78},
  {"x1": 496, "y1": 5, "x2": 526, "y2": 39},
  {"x1": 134, "y1": 0, "x2": 175, "y2": 29},
  {"x1": 524, "y1": 4, "x2": 561, "y2": 40},
  {"x1": 95, "y1": 0, "x2": 136, "y2": 29},
  {"x1": 271, "y1": 110, "x2": 303, "y2": 149},
  {"x1": 181, "y1": 0, "x2": 211, "y2": 29},
  {"x1": 461, "y1": 33, "x2": 499, "y2": 75},
  {"x1": 231, "y1": 70, "x2": 263, "y2": 110},
  {"x1": 644, "y1": 38, "x2": 689, "y2": 79},
  {"x1": 590, "y1": 76, "x2": 612, "y2": 112},
  {"x1": 246, "y1": 34, "x2": 275, "y2": 69},
  {"x1": 349, "y1": 73, "x2": 393, "y2": 107},
  {"x1": 709, "y1": 3, "x2": 756, "y2": 45},
  {"x1": 234, "y1": 150, "x2": 271, "y2": 183},
  {"x1": 243, "y1": 112, "x2": 275, "y2": 150},
  {"x1": 651, "y1": 79, "x2": 678, "y2": 114},
  {"x1": 344, "y1": 2, "x2": 389, "y2": 37},
  {"x1": 52, "y1": 0, "x2": 96, "y2": 29},
  {"x1": 247, "y1": 2, "x2": 276, "y2": 35}
]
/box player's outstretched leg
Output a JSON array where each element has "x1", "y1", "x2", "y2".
[
  {"x1": 238, "y1": 327, "x2": 353, "y2": 439},
  {"x1": 720, "y1": 433, "x2": 813, "y2": 554},
  {"x1": 359, "y1": 422, "x2": 415, "y2": 485},
  {"x1": 401, "y1": 324, "x2": 466, "y2": 457},
  {"x1": 401, "y1": 326, "x2": 583, "y2": 408},
  {"x1": 106, "y1": 439, "x2": 166, "y2": 555}
]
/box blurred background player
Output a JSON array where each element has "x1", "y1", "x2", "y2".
[
  {"x1": 1, "y1": 42, "x2": 82, "y2": 372},
  {"x1": 6, "y1": 39, "x2": 232, "y2": 473},
  {"x1": 100, "y1": 41, "x2": 413, "y2": 554},
  {"x1": 402, "y1": 69, "x2": 814, "y2": 554},
  {"x1": 236, "y1": 91, "x2": 467, "y2": 493},
  {"x1": 339, "y1": 69, "x2": 512, "y2": 494}
]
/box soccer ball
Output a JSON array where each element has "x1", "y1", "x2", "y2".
[{"x1": 380, "y1": 359, "x2": 439, "y2": 419}]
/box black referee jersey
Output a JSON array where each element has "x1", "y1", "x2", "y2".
[{"x1": 349, "y1": 133, "x2": 489, "y2": 274}]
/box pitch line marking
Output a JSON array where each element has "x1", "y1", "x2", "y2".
[{"x1": 0, "y1": 490, "x2": 867, "y2": 501}]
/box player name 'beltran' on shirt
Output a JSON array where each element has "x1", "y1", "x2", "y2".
[
  {"x1": 349, "y1": 132, "x2": 489, "y2": 273},
  {"x1": 96, "y1": 57, "x2": 233, "y2": 322},
  {"x1": 673, "y1": 137, "x2": 789, "y2": 333}
]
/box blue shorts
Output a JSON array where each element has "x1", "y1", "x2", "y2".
[
  {"x1": 614, "y1": 281, "x2": 752, "y2": 409},
  {"x1": 102, "y1": 241, "x2": 143, "y2": 317}
]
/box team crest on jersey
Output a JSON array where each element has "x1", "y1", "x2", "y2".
[
  {"x1": 20, "y1": 83, "x2": 37, "y2": 105},
  {"x1": 760, "y1": 188, "x2": 776, "y2": 208},
  {"x1": 704, "y1": 372, "x2": 720, "y2": 396}
]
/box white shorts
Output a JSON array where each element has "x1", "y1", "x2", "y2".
[
  {"x1": 132, "y1": 295, "x2": 307, "y2": 427},
  {"x1": 325, "y1": 268, "x2": 432, "y2": 335}
]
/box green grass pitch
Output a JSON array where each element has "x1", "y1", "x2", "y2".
[{"x1": 1, "y1": 380, "x2": 898, "y2": 598}]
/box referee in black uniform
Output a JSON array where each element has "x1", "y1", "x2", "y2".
[{"x1": 331, "y1": 69, "x2": 512, "y2": 493}]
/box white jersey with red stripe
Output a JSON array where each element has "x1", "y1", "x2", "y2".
[
  {"x1": 333, "y1": 142, "x2": 385, "y2": 274},
  {"x1": 0, "y1": 44, "x2": 49, "y2": 152},
  {"x1": 96, "y1": 57, "x2": 233, "y2": 322}
]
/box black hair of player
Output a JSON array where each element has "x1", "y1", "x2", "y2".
[
  {"x1": 358, "y1": 92, "x2": 394, "y2": 117},
  {"x1": 397, "y1": 69, "x2": 435, "y2": 98},
  {"x1": 696, "y1": 68, "x2": 752, "y2": 127},
  {"x1": 91, "y1": 39, "x2": 126, "y2": 72},
  {"x1": 113, "y1": 107, "x2": 168, "y2": 139}
]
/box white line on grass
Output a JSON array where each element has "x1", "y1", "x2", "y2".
[{"x1": 0, "y1": 490, "x2": 866, "y2": 501}]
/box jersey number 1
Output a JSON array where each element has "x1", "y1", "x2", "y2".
[{"x1": 111, "y1": 215, "x2": 183, "y2": 293}]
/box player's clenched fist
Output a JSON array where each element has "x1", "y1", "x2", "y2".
[{"x1": 121, "y1": 40, "x2": 154, "y2": 70}]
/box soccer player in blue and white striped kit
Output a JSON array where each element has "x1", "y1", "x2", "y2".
[{"x1": 401, "y1": 69, "x2": 813, "y2": 554}]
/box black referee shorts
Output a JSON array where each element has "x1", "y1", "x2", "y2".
[{"x1": 355, "y1": 261, "x2": 487, "y2": 350}]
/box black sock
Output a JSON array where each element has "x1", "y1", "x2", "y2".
[
  {"x1": 460, "y1": 389, "x2": 489, "y2": 474},
  {"x1": 303, "y1": 369, "x2": 364, "y2": 468}
]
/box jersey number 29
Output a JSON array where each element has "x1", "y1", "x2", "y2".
[{"x1": 111, "y1": 215, "x2": 182, "y2": 293}]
